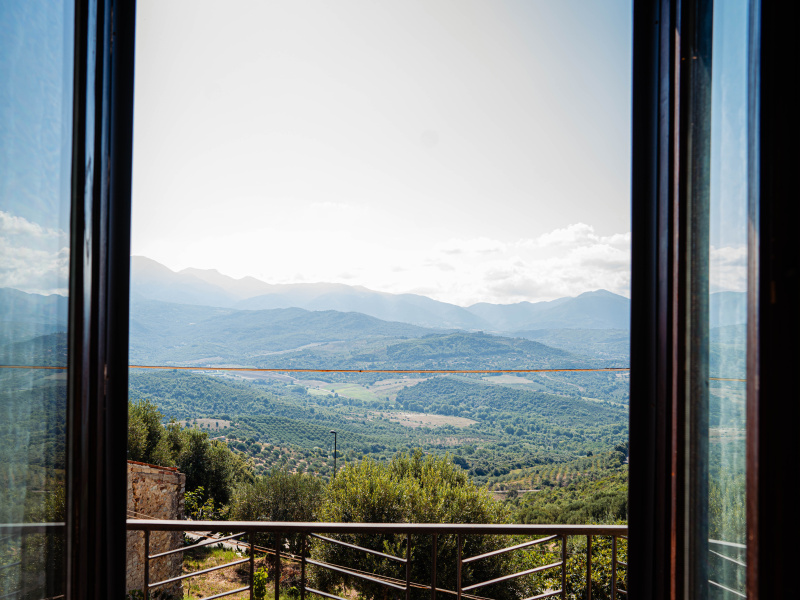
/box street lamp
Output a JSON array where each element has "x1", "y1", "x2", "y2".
[{"x1": 330, "y1": 430, "x2": 337, "y2": 479}]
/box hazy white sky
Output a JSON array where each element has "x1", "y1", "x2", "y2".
[{"x1": 131, "y1": 0, "x2": 634, "y2": 306}]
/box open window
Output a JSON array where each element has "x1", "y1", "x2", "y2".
[{"x1": 1, "y1": 0, "x2": 798, "y2": 598}]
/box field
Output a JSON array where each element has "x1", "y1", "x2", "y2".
[
  {"x1": 311, "y1": 378, "x2": 427, "y2": 403},
  {"x1": 482, "y1": 374, "x2": 535, "y2": 385},
  {"x1": 375, "y1": 411, "x2": 477, "y2": 428}
]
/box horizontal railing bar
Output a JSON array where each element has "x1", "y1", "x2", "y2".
[
  {"x1": 463, "y1": 535, "x2": 559, "y2": 563},
  {"x1": 462, "y1": 561, "x2": 563, "y2": 591},
  {"x1": 709, "y1": 580, "x2": 746, "y2": 598},
  {"x1": 150, "y1": 531, "x2": 246, "y2": 559},
  {"x1": 708, "y1": 539, "x2": 746, "y2": 550},
  {"x1": 0, "y1": 561, "x2": 21, "y2": 572},
  {"x1": 0, "y1": 589, "x2": 22, "y2": 600},
  {"x1": 306, "y1": 558, "x2": 406, "y2": 591},
  {"x1": 149, "y1": 558, "x2": 249, "y2": 588},
  {"x1": 305, "y1": 586, "x2": 351, "y2": 600},
  {"x1": 127, "y1": 520, "x2": 626, "y2": 536},
  {"x1": 709, "y1": 549, "x2": 746, "y2": 568},
  {"x1": 310, "y1": 533, "x2": 406, "y2": 563},
  {"x1": 522, "y1": 590, "x2": 562, "y2": 600},
  {"x1": 617, "y1": 590, "x2": 628, "y2": 596},
  {"x1": 197, "y1": 586, "x2": 251, "y2": 600},
  {"x1": 0, "y1": 522, "x2": 65, "y2": 533},
  {"x1": 618, "y1": 560, "x2": 628, "y2": 567}
]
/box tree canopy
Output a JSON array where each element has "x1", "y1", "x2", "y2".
[{"x1": 315, "y1": 451, "x2": 519, "y2": 600}]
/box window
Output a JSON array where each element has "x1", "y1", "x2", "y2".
[{"x1": 1, "y1": 1, "x2": 797, "y2": 598}]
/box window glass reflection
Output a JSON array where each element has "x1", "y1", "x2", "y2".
[
  {"x1": 0, "y1": 1, "x2": 74, "y2": 597},
  {"x1": 707, "y1": 0, "x2": 749, "y2": 595}
]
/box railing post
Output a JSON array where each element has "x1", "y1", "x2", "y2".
[
  {"x1": 275, "y1": 532, "x2": 281, "y2": 600},
  {"x1": 586, "y1": 535, "x2": 592, "y2": 600},
  {"x1": 143, "y1": 529, "x2": 150, "y2": 600},
  {"x1": 406, "y1": 533, "x2": 411, "y2": 600},
  {"x1": 457, "y1": 534, "x2": 463, "y2": 600},
  {"x1": 431, "y1": 533, "x2": 437, "y2": 600},
  {"x1": 250, "y1": 531, "x2": 255, "y2": 600},
  {"x1": 561, "y1": 534, "x2": 567, "y2": 600},
  {"x1": 611, "y1": 536, "x2": 617, "y2": 600},
  {"x1": 300, "y1": 533, "x2": 306, "y2": 600}
]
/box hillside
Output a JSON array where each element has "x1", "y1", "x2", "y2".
[{"x1": 128, "y1": 369, "x2": 628, "y2": 484}]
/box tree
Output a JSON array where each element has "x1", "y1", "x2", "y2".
[
  {"x1": 177, "y1": 427, "x2": 253, "y2": 506},
  {"x1": 230, "y1": 469, "x2": 324, "y2": 552},
  {"x1": 313, "y1": 450, "x2": 519, "y2": 600},
  {"x1": 127, "y1": 399, "x2": 173, "y2": 466},
  {"x1": 127, "y1": 400, "x2": 253, "y2": 507}
]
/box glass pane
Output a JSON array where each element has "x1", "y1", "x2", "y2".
[
  {"x1": 0, "y1": 1, "x2": 74, "y2": 597},
  {"x1": 707, "y1": 0, "x2": 749, "y2": 595}
]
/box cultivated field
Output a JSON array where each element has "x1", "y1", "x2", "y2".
[{"x1": 375, "y1": 411, "x2": 477, "y2": 428}]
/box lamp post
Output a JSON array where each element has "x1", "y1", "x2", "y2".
[{"x1": 330, "y1": 430, "x2": 337, "y2": 479}]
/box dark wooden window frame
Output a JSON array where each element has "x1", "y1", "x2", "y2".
[{"x1": 65, "y1": 1, "x2": 136, "y2": 598}]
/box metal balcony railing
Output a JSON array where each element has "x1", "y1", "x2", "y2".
[
  {"x1": 708, "y1": 539, "x2": 746, "y2": 598},
  {"x1": 126, "y1": 521, "x2": 628, "y2": 600}
]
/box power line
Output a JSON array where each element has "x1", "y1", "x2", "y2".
[{"x1": 129, "y1": 365, "x2": 630, "y2": 374}]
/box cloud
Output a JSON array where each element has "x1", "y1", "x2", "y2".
[
  {"x1": 536, "y1": 222, "x2": 598, "y2": 247},
  {"x1": 0, "y1": 211, "x2": 69, "y2": 295},
  {"x1": 430, "y1": 225, "x2": 631, "y2": 304},
  {"x1": 0, "y1": 211, "x2": 62, "y2": 240},
  {"x1": 710, "y1": 245, "x2": 747, "y2": 292}
]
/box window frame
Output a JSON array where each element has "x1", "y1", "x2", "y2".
[
  {"x1": 62, "y1": 0, "x2": 799, "y2": 597},
  {"x1": 629, "y1": 0, "x2": 798, "y2": 598}
]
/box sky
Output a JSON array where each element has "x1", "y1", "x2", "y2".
[
  {"x1": 130, "y1": 0, "x2": 634, "y2": 306},
  {"x1": 0, "y1": 1, "x2": 749, "y2": 305},
  {"x1": 0, "y1": 1, "x2": 73, "y2": 296}
]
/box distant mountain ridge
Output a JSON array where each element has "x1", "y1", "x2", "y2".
[{"x1": 131, "y1": 256, "x2": 633, "y2": 331}]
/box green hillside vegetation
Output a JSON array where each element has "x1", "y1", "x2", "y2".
[
  {"x1": 0, "y1": 369, "x2": 66, "y2": 524},
  {"x1": 0, "y1": 331, "x2": 67, "y2": 367},
  {"x1": 516, "y1": 469, "x2": 628, "y2": 525},
  {"x1": 129, "y1": 369, "x2": 628, "y2": 484},
  {"x1": 512, "y1": 329, "x2": 630, "y2": 363}
]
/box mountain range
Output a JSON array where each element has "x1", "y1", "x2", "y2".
[{"x1": 131, "y1": 256, "x2": 632, "y2": 331}]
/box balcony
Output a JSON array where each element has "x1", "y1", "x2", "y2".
[{"x1": 126, "y1": 520, "x2": 629, "y2": 600}]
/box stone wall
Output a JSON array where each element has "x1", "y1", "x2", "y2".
[{"x1": 127, "y1": 461, "x2": 186, "y2": 598}]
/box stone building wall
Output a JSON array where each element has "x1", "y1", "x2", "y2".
[{"x1": 127, "y1": 461, "x2": 186, "y2": 598}]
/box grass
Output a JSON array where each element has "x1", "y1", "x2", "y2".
[
  {"x1": 181, "y1": 545, "x2": 252, "y2": 599},
  {"x1": 179, "y1": 543, "x2": 344, "y2": 600}
]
